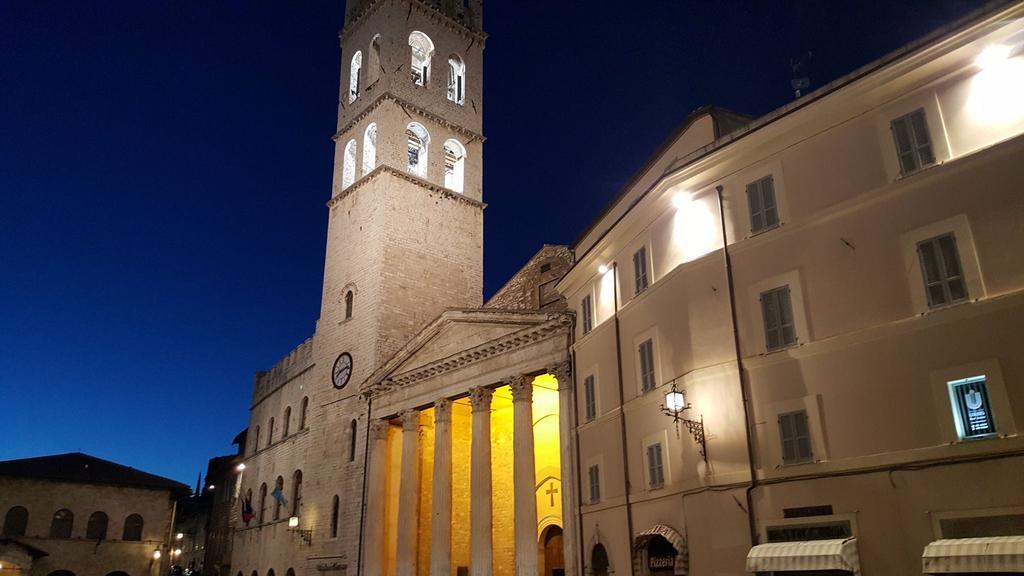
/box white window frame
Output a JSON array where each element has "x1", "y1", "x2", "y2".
[
  {"x1": 638, "y1": 338, "x2": 657, "y2": 393},
  {"x1": 763, "y1": 395, "x2": 828, "y2": 468},
  {"x1": 746, "y1": 175, "x2": 780, "y2": 235},
  {"x1": 580, "y1": 292, "x2": 594, "y2": 335},
  {"x1": 588, "y1": 464, "x2": 601, "y2": 504},
  {"x1": 348, "y1": 50, "x2": 363, "y2": 103},
  {"x1": 362, "y1": 123, "x2": 377, "y2": 176},
  {"x1": 760, "y1": 285, "x2": 797, "y2": 351},
  {"x1": 890, "y1": 108, "x2": 936, "y2": 176},
  {"x1": 443, "y1": 139, "x2": 466, "y2": 193},
  {"x1": 633, "y1": 245, "x2": 650, "y2": 296},
  {"x1": 916, "y1": 233, "x2": 969, "y2": 309},
  {"x1": 342, "y1": 139, "x2": 358, "y2": 190},
  {"x1": 642, "y1": 432, "x2": 669, "y2": 490},
  {"x1": 447, "y1": 55, "x2": 465, "y2": 104},
  {"x1": 408, "y1": 31, "x2": 434, "y2": 86},
  {"x1": 583, "y1": 374, "x2": 597, "y2": 422},
  {"x1": 900, "y1": 215, "x2": 984, "y2": 315},
  {"x1": 749, "y1": 270, "x2": 810, "y2": 355},
  {"x1": 778, "y1": 409, "x2": 813, "y2": 465},
  {"x1": 406, "y1": 122, "x2": 430, "y2": 178}
]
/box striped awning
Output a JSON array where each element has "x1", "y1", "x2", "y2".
[
  {"x1": 746, "y1": 537, "x2": 860, "y2": 574},
  {"x1": 923, "y1": 536, "x2": 1024, "y2": 573}
]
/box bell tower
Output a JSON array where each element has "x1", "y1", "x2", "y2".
[{"x1": 306, "y1": 1, "x2": 486, "y2": 567}]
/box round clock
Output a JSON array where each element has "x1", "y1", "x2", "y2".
[{"x1": 332, "y1": 352, "x2": 353, "y2": 389}]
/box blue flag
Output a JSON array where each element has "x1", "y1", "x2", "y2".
[{"x1": 271, "y1": 486, "x2": 287, "y2": 506}]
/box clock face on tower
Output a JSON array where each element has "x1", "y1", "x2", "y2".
[{"x1": 332, "y1": 352, "x2": 353, "y2": 389}]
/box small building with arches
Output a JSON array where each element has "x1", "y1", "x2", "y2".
[{"x1": 0, "y1": 452, "x2": 189, "y2": 576}]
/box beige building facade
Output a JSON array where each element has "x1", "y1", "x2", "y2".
[
  {"x1": 0, "y1": 453, "x2": 189, "y2": 576},
  {"x1": 559, "y1": 3, "x2": 1024, "y2": 575}
]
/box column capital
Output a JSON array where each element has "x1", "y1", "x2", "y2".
[
  {"x1": 469, "y1": 386, "x2": 493, "y2": 412},
  {"x1": 434, "y1": 398, "x2": 453, "y2": 422},
  {"x1": 401, "y1": 409, "x2": 420, "y2": 431},
  {"x1": 370, "y1": 419, "x2": 389, "y2": 441},
  {"x1": 507, "y1": 374, "x2": 532, "y2": 403},
  {"x1": 547, "y1": 361, "x2": 572, "y2": 387}
]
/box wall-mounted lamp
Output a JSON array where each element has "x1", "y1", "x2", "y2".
[
  {"x1": 172, "y1": 549, "x2": 182, "y2": 558},
  {"x1": 236, "y1": 463, "x2": 246, "y2": 472},
  {"x1": 659, "y1": 382, "x2": 708, "y2": 464},
  {"x1": 598, "y1": 264, "x2": 610, "y2": 275},
  {"x1": 208, "y1": 484, "x2": 215, "y2": 490},
  {"x1": 152, "y1": 549, "x2": 162, "y2": 560},
  {"x1": 288, "y1": 516, "x2": 312, "y2": 545},
  {"x1": 175, "y1": 533, "x2": 184, "y2": 541}
]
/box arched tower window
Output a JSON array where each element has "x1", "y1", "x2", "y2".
[
  {"x1": 348, "y1": 419, "x2": 358, "y2": 462},
  {"x1": 258, "y1": 483, "x2": 268, "y2": 523},
  {"x1": 300, "y1": 397, "x2": 309, "y2": 429},
  {"x1": 348, "y1": 51, "x2": 363, "y2": 102},
  {"x1": 267, "y1": 417, "x2": 275, "y2": 447},
  {"x1": 367, "y1": 35, "x2": 382, "y2": 86},
  {"x1": 362, "y1": 123, "x2": 377, "y2": 176},
  {"x1": 3, "y1": 506, "x2": 28, "y2": 537},
  {"x1": 342, "y1": 139, "x2": 357, "y2": 189},
  {"x1": 447, "y1": 55, "x2": 465, "y2": 104},
  {"x1": 122, "y1": 513, "x2": 144, "y2": 541},
  {"x1": 86, "y1": 511, "x2": 108, "y2": 540},
  {"x1": 345, "y1": 290, "x2": 354, "y2": 319},
  {"x1": 282, "y1": 406, "x2": 291, "y2": 438},
  {"x1": 49, "y1": 509, "x2": 74, "y2": 539},
  {"x1": 406, "y1": 122, "x2": 430, "y2": 177},
  {"x1": 273, "y1": 476, "x2": 284, "y2": 520},
  {"x1": 408, "y1": 31, "x2": 434, "y2": 86},
  {"x1": 252, "y1": 426, "x2": 260, "y2": 454},
  {"x1": 291, "y1": 470, "x2": 303, "y2": 516},
  {"x1": 330, "y1": 495, "x2": 340, "y2": 538},
  {"x1": 443, "y1": 139, "x2": 466, "y2": 193}
]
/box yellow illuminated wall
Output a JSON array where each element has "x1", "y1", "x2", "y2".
[
  {"x1": 451, "y1": 400, "x2": 473, "y2": 573},
  {"x1": 417, "y1": 408, "x2": 434, "y2": 576},
  {"x1": 532, "y1": 373, "x2": 562, "y2": 538},
  {"x1": 491, "y1": 385, "x2": 516, "y2": 576}
]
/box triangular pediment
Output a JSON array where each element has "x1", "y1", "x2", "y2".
[{"x1": 361, "y1": 308, "x2": 571, "y2": 395}]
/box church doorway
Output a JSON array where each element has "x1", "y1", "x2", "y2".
[{"x1": 538, "y1": 525, "x2": 565, "y2": 576}]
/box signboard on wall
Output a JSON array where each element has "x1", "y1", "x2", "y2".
[{"x1": 949, "y1": 376, "x2": 995, "y2": 439}]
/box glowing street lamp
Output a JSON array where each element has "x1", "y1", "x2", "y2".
[
  {"x1": 236, "y1": 463, "x2": 246, "y2": 472},
  {"x1": 659, "y1": 381, "x2": 708, "y2": 463},
  {"x1": 152, "y1": 549, "x2": 162, "y2": 560}
]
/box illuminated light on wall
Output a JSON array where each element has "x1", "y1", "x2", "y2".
[
  {"x1": 967, "y1": 54, "x2": 1024, "y2": 126},
  {"x1": 598, "y1": 264, "x2": 609, "y2": 275},
  {"x1": 976, "y1": 43, "x2": 1013, "y2": 70},
  {"x1": 597, "y1": 262, "x2": 616, "y2": 319},
  {"x1": 671, "y1": 192, "x2": 720, "y2": 264}
]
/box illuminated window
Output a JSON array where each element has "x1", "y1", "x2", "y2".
[
  {"x1": 49, "y1": 509, "x2": 73, "y2": 539},
  {"x1": 86, "y1": 511, "x2": 108, "y2": 540},
  {"x1": 645, "y1": 443, "x2": 664, "y2": 489},
  {"x1": 917, "y1": 234, "x2": 968, "y2": 309},
  {"x1": 588, "y1": 464, "x2": 600, "y2": 503},
  {"x1": 447, "y1": 55, "x2": 465, "y2": 104},
  {"x1": 409, "y1": 31, "x2": 435, "y2": 86},
  {"x1": 746, "y1": 175, "x2": 779, "y2": 234},
  {"x1": 761, "y1": 286, "x2": 796, "y2": 351},
  {"x1": 122, "y1": 514, "x2": 144, "y2": 541},
  {"x1": 778, "y1": 410, "x2": 812, "y2": 465},
  {"x1": 342, "y1": 139, "x2": 357, "y2": 189},
  {"x1": 330, "y1": 495, "x2": 340, "y2": 538},
  {"x1": 891, "y1": 108, "x2": 935, "y2": 175},
  {"x1": 3, "y1": 506, "x2": 28, "y2": 537},
  {"x1": 633, "y1": 246, "x2": 649, "y2": 295},
  {"x1": 583, "y1": 375, "x2": 596, "y2": 421},
  {"x1": 406, "y1": 122, "x2": 430, "y2": 177},
  {"x1": 348, "y1": 51, "x2": 362, "y2": 102},
  {"x1": 948, "y1": 376, "x2": 996, "y2": 440},
  {"x1": 283, "y1": 406, "x2": 291, "y2": 438},
  {"x1": 638, "y1": 339, "x2": 656, "y2": 392},
  {"x1": 443, "y1": 139, "x2": 466, "y2": 193},
  {"x1": 581, "y1": 294, "x2": 593, "y2": 335},
  {"x1": 362, "y1": 123, "x2": 377, "y2": 176}
]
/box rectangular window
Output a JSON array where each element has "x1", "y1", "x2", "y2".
[
  {"x1": 917, "y1": 234, "x2": 968, "y2": 308},
  {"x1": 588, "y1": 464, "x2": 601, "y2": 503},
  {"x1": 584, "y1": 375, "x2": 596, "y2": 421},
  {"x1": 948, "y1": 375, "x2": 996, "y2": 440},
  {"x1": 633, "y1": 246, "x2": 649, "y2": 295},
  {"x1": 778, "y1": 410, "x2": 813, "y2": 465},
  {"x1": 646, "y1": 443, "x2": 665, "y2": 488},
  {"x1": 761, "y1": 286, "x2": 797, "y2": 351},
  {"x1": 638, "y1": 339, "x2": 656, "y2": 392},
  {"x1": 891, "y1": 108, "x2": 936, "y2": 175},
  {"x1": 746, "y1": 175, "x2": 780, "y2": 234},
  {"x1": 581, "y1": 294, "x2": 594, "y2": 335}
]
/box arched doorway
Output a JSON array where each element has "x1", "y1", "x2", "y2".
[
  {"x1": 633, "y1": 524, "x2": 688, "y2": 576},
  {"x1": 591, "y1": 543, "x2": 610, "y2": 576},
  {"x1": 538, "y1": 525, "x2": 565, "y2": 576},
  {"x1": 645, "y1": 535, "x2": 677, "y2": 575}
]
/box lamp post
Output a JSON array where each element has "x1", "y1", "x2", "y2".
[{"x1": 659, "y1": 382, "x2": 708, "y2": 464}]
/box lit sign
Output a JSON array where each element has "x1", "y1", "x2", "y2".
[
  {"x1": 949, "y1": 376, "x2": 995, "y2": 439},
  {"x1": 648, "y1": 556, "x2": 675, "y2": 570}
]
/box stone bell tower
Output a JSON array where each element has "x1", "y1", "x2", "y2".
[{"x1": 305, "y1": 0, "x2": 486, "y2": 570}]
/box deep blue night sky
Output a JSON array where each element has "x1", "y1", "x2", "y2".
[{"x1": 0, "y1": 0, "x2": 983, "y2": 484}]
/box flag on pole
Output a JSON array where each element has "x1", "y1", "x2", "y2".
[
  {"x1": 241, "y1": 494, "x2": 254, "y2": 524},
  {"x1": 271, "y1": 486, "x2": 287, "y2": 507}
]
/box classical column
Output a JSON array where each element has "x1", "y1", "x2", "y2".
[
  {"x1": 550, "y1": 361, "x2": 578, "y2": 576},
  {"x1": 363, "y1": 419, "x2": 390, "y2": 576},
  {"x1": 509, "y1": 374, "x2": 539, "y2": 576},
  {"x1": 469, "y1": 386, "x2": 493, "y2": 576},
  {"x1": 431, "y1": 398, "x2": 453, "y2": 576},
  {"x1": 396, "y1": 409, "x2": 421, "y2": 576}
]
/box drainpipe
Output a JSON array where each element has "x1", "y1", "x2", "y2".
[
  {"x1": 715, "y1": 185, "x2": 759, "y2": 546},
  {"x1": 609, "y1": 262, "x2": 637, "y2": 564}
]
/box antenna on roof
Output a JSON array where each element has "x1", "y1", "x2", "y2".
[{"x1": 790, "y1": 51, "x2": 813, "y2": 98}]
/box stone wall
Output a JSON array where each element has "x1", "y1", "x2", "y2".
[{"x1": 485, "y1": 245, "x2": 573, "y2": 311}]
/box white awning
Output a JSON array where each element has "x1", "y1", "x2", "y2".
[
  {"x1": 923, "y1": 536, "x2": 1024, "y2": 573},
  {"x1": 746, "y1": 537, "x2": 860, "y2": 574}
]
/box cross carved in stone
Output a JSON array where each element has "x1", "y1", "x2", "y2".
[{"x1": 545, "y1": 482, "x2": 559, "y2": 507}]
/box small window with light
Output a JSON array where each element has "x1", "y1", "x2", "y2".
[{"x1": 948, "y1": 375, "x2": 997, "y2": 440}]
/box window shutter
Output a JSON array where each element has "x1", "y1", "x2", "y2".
[
  {"x1": 747, "y1": 180, "x2": 764, "y2": 232},
  {"x1": 762, "y1": 176, "x2": 779, "y2": 228}
]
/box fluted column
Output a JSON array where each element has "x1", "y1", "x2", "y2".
[
  {"x1": 469, "y1": 386, "x2": 493, "y2": 576},
  {"x1": 431, "y1": 398, "x2": 453, "y2": 576},
  {"x1": 550, "y1": 361, "x2": 578, "y2": 576},
  {"x1": 364, "y1": 419, "x2": 390, "y2": 576},
  {"x1": 396, "y1": 409, "x2": 421, "y2": 576},
  {"x1": 509, "y1": 375, "x2": 539, "y2": 576}
]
